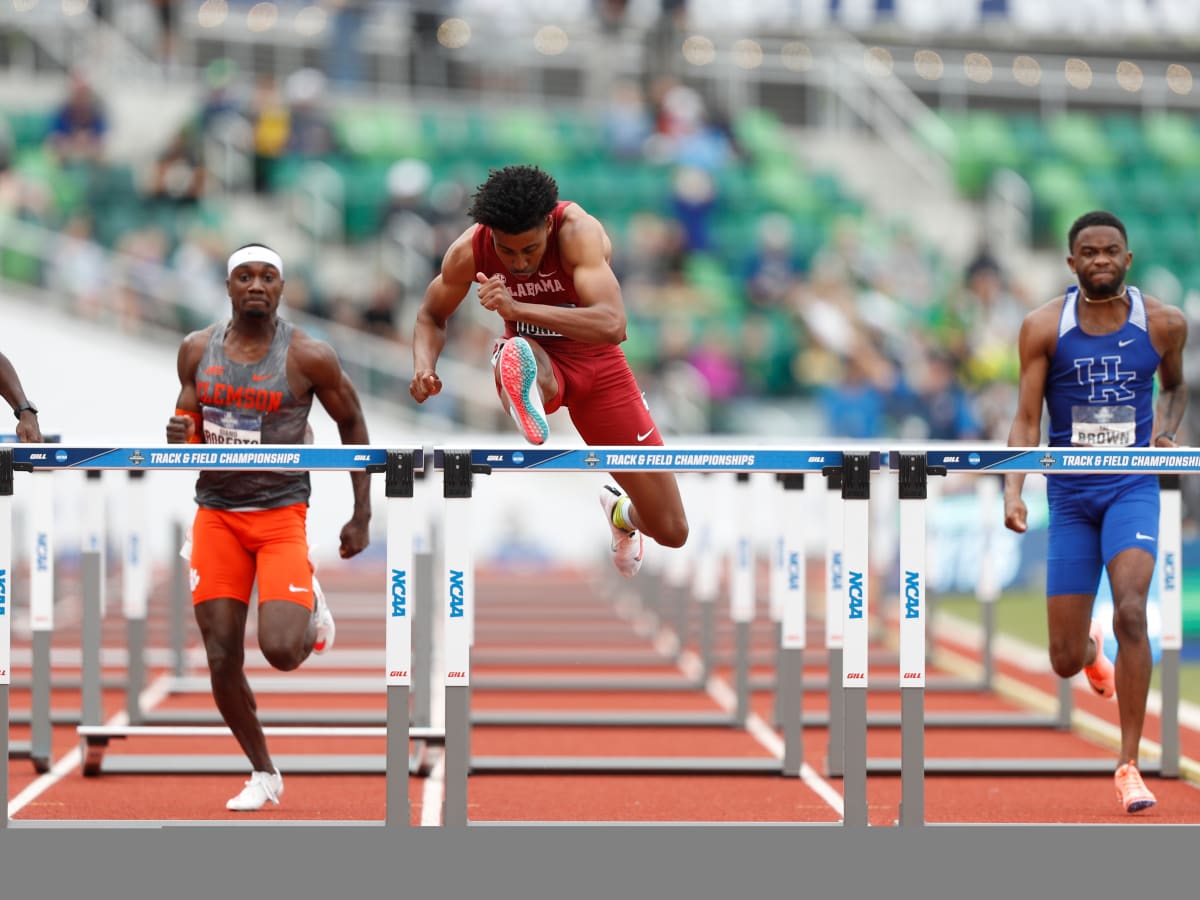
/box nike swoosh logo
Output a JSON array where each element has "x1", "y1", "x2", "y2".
[
  {"x1": 1135, "y1": 532, "x2": 1155, "y2": 541},
  {"x1": 1118, "y1": 339, "x2": 1135, "y2": 347},
  {"x1": 287, "y1": 584, "x2": 310, "y2": 593},
  {"x1": 537, "y1": 269, "x2": 557, "y2": 277},
  {"x1": 636, "y1": 428, "x2": 655, "y2": 442},
  {"x1": 252, "y1": 374, "x2": 274, "y2": 381}
]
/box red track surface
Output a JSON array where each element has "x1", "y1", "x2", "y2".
[{"x1": 6, "y1": 559, "x2": 1200, "y2": 826}]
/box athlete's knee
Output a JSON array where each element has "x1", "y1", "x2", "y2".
[
  {"x1": 652, "y1": 512, "x2": 688, "y2": 549},
  {"x1": 203, "y1": 637, "x2": 244, "y2": 679},
  {"x1": 258, "y1": 632, "x2": 305, "y2": 671},
  {"x1": 1047, "y1": 633, "x2": 1087, "y2": 678},
  {"x1": 1112, "y1": 597, "x2": 1149, "y2": 642}
]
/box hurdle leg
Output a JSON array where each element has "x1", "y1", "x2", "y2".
[
  {"x1": 170, "y1": 521, "x2": 188, "y2": 679},
  {"x1": 778, "y1": 473, "x2": 807, "y2": 776},
  {"x1": 897, "y1": 453, "x2": 937, "y2": 826},
  {"x1": 1, "y1": 448, "x2": 11, "y2": 824},
  {"x1": 441, "y1": 451, "x2": 475, "y2": 826},
  {"x1": 1158, "y1": 474, "x2": 1183, "y2": 778},
  {"x1": 823, "y1": 469, "x2": 846, "y2": 778},
  {"x1": 839, "y1": 454, "x2": 871, "y2": 826},
  {"x1": 123, "y1": 471, "x2": 149, "y2": 724},
  {"x1": 385, "y1": 450, "x2": 416, "y2": 826},
  {"x1": 731, "y1": 473, "x2": 755, "y2": 727},
  {"x1": 79, "y1": 551, "x2": 104, "y2": 774},
  {"x1": 28, "y1": 470, "x2": 55, "y2": 772}
]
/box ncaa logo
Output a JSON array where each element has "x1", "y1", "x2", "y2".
[{"x1": 55, "y1": 449, "x2": 68, "y2": 463}]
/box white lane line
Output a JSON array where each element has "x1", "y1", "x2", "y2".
[
  {"x1": 676, "y1": 649, "x2": 845, "y2": 817},
  {"x1": 8, "y1": 674, "x2": 175, "y2": 818},
  {"x1": 420, "y1": 751, "x2": 446, "y2": 826}
]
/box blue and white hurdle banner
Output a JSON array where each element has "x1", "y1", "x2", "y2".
[
  {"x1": 926, "y1": 446, "x2": 1200, "y2": 473},
  {"x1": 7, "y1": 445, "x2": 394, "y2": 472},
  {"x1": 461, "y1": 447, "x2": 854, "y2": 473}
]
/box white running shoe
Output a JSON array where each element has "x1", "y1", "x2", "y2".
[
  {"x1": 497, "y1": 337, "x2": 549, "y2": 446},
  {"x1": 312, "y1": 575, "x2": 335, "y2": 654},
  {"x1": 226, "y1": 769, "x2": 284, "y2": 811},
  {"x1": 599, "y1": 485, "x2": 643, "y2": 577}
]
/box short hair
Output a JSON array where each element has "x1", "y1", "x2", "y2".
[
  {"x1": 1068, "y1": 211, "x2": 1127, "y2": 253},
  {"x1": 467, "y1": 165, "x2": 559, "y2": 234}
]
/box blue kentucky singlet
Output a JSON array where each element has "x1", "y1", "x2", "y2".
[{"x1": 1044, "y1": 285, "x2": 1160, "y2": 492}]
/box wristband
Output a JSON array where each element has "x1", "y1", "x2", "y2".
[
  {"x1": 175, "y1": 408, "x2": 203, "y2": 444},
  {"x1": 1155, "y1": 431, "x2": 1176, "y2": 444}
]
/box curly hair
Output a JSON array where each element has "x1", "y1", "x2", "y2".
[
  {"x1": 1068, "y1": 210, "x2": 1127, "y2": 253},
  {"x1": 467, "y1": 165, "x2": 559, "y2": 234}
]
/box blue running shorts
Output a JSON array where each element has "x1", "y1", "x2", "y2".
[{"x1": 1045, "y1": 475, "x2": 1159, "y2": 597}]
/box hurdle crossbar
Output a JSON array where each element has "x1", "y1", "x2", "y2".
[
  {"x1": 432, "y1": 446, "x2": 873, "y2": 826},
  {"x1": 2, "y1": 446, "x2": 430, "y2": 830}
]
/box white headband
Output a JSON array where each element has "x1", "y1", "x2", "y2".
[{"x1": 227, "y1": 245, "x2": 284, "y2": 278}]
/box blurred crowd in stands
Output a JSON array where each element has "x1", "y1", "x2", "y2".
[
  {"x1": 1, "y1": 1, "x2": 1059, "y2": 445},
  {"x1": 1, "y1": 58, "x2": 1038, "y2": 443}
]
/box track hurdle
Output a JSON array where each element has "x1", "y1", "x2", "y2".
[
  {"x1": 2, "y1": 444, "x2": 437, "y2": 829},
  {"x1": 430, "y1": 445, "x2": 872, "y2": 826},
  {"x1": 884, "y1": 446, "x2": 1190, "y2": 817}
]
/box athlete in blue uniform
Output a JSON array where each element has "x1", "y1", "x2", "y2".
[{"x1": 1004, "y1": 210, "x2": 1188, "y2": 813}]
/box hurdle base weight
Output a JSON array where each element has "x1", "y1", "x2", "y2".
[{"x1": 82, "y1": 737, "x2": 109, "y2": 776}]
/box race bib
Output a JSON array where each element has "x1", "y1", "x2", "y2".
[
  {"x1": 1071, "y1": 404, "x2": 1135, "y2": 447},
  {"x1": 202, "y1": 407, "x2": 263, "y2": 445}
]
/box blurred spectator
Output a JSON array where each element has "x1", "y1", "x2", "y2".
[
  {"x1": 47, "y1": 214, "x2": 110, "y2": 320},
  {"x1": 743, "y1": 212, "x2": 804, "y2": 311},
  {"x1": 46, "y1": 71, "x2": 108, "y2": 167},
  {"x1": 360, "y1": 278, "x2": 404, "y2": 341},
  {"x1": 809, "y1": 215, "x2": 879, "y2": 293},
  {"x1": 907, "y1": 351, "x2": 984, "y2": 441},
  {"x1": 152, "y1": 1, "x2": 181, "y2": 69},
  {"x1": 111, "y1": 227, "x2": 173, "y2": 334},
  {"x1": 250, "y1": 74, "x2": 291, "y2": 193},
  {"x1": 284, "y1": 69, "x2": 336, "y2": 158},
  {"x1": 669, "y1": 165, "x2": 716, "y2": 254},
  {"x1": 170, "y1": 226, "x2": 228, "y2": 329},
  {"x1": 380, "y1": 158, "x2": 437, "y2": 296},
  {"x1": 324, "y1": 0, "x2": 370, "y2": 86},
  {"x1": 146, "y1": 124, "x2": 206, "y2": 205},
  {"x1": 687, "y1": 325, "x2": 743, "y2": 429},
  {"x1": 595, "y1": 0, "x2": 630, "y2": 32},
  {"x1": 603, "y1": 79, "x2": 653, "y2": 161},
  {"x1": 817, "y1": 348, "x2": 896, "y2": 439}
]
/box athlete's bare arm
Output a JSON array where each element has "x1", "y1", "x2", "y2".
[
  {"x1": 290, "y1": 331, "x2": 372, "y2": 558},
  {"x1": 1146, "y1": 297, "x2": 1189, "y2": 445},
  {"x1": 1004, "y1": 299, "x2": 1060, "y2": 533},
  {"x1": 410, "y1": 230, "x2": 477, "y2": 403},
  {"x1": 165, "y1": 328, "x2": 213, "y2": 444},
  {"x1": 0, "y1": 351, "x2": 42, "y2": 442},
  {"x1": 475, "y1": 206, "x2": 627, "y2": 345}
]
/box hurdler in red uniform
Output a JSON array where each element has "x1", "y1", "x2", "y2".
[{"x1": 410, "y1": 165, "x2": 688, "y2": 576}]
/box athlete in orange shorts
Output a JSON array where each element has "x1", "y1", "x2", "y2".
[{"x1": 166, "y1": 243, "x2": 372, "y2": 812}]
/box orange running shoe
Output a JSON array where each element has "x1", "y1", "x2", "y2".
[
  {"x1": 1114, "y1": 761, "x2": 1156, "y2": 813},
  {"x1": 1083, "y1": 620, "x2": 1115, "y2": 699}
]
